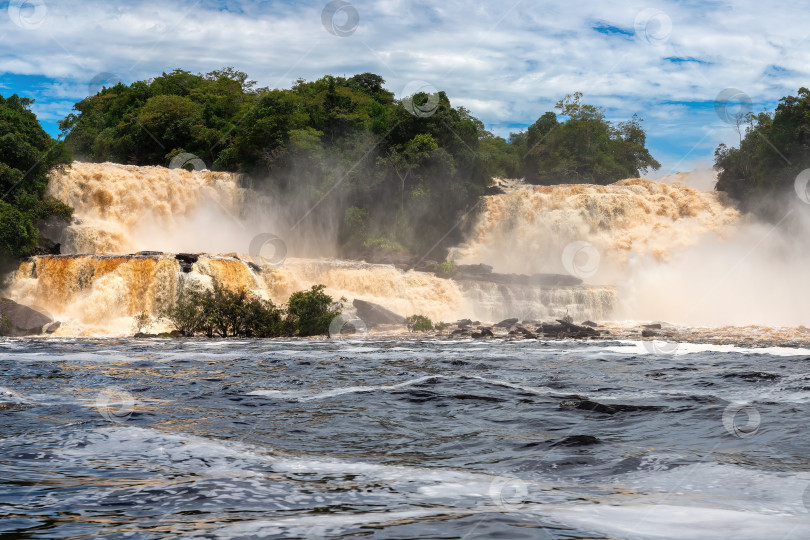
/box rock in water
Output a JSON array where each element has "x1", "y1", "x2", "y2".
[
  {"x1": 494, "y1": 318, "x2": 519, "y2": 328},
  {"x1": 0, "y1": 298, "x2": 56, "y2": 336},
  {"x1": 352, "y1": 299, "x2": 406, "y2": 326}
]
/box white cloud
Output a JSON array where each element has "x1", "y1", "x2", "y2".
[{"x1": 1, "y1": 0, "x2": 809, "y2": 172}]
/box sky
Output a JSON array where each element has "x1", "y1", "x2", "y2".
[{"x1": 2, "y1": 0, "x2": 810, "y2": 177}]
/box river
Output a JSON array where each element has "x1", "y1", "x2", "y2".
[{"x1": 2, "y1": 336, "x2": 809, "y2": 538}]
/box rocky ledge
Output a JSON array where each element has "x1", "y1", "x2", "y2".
[{"x1": 0, "y1": 298, "x2": 61, "y2": 337}]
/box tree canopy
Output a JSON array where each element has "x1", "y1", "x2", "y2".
[
  {"x1": 58, "y1": 70, "x2": 659, "y2": 260},
  {"x1": 0, "y1": 94, "x2": 72, "y2": 262},
  {"x1": 714, "y1": 87, "x2": 810, "y2": 219}
]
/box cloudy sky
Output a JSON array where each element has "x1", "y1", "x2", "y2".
[{"x1": 2, "y1": 0, "x2": 809, "y2": 176}]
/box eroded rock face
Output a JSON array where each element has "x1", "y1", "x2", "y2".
[
  {"x1": 352, "y1": 299, "x2": 406, "y2": 326},
  {"x1": 0, "y1": 298, "x2": 55, "y2": 336}
]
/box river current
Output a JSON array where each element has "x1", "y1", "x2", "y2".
[{"x1": 2, "y1": 337, "x2": 810, "y2": 539}]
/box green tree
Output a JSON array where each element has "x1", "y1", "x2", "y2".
[
  {"x1": 715, "y1": 87, "x2": 810, "y2": 219},
  {"x1": 0, "y1": 93, "x2": 72, "y2": 262},
  {"x1": 285, "y1": 285, "x2": 342, "y2": 337}
]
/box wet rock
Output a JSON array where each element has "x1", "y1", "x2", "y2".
[
  {"x1": 450, "y1": 328, "x2": 469, "y2": 337},
  {"x1": 642, "y1": 323, "x2": 662, "y2": 330},
  {"x1": 44, "y1": 321, "x2": 61, "y2": 334},
  {"x1": 641, "y1": 329, "x2": 658, "y2": 338},
  {"x1": 471, "y1": 327, "x2": 494, "y2": 339},
  {"x1": 494, "y1": 318, "x2": 519, "y2": 328},
  {"x1": 538, "y1": 319, "x2": 600, "y2": 339},
  {"x1": 581, "y1": 320, "x2": 597, "y2": 327},
  {"x1": 455, "y1": 318, "x2": 473, "y2": 328},
  {"x1": 175, "y1": 252, "x2": 198, "y2": 273},
  {"x1": 352, "y1": 299, "x2": 405, "y2": 326},
  {"x1": 0, "y1": 298, "x2": 56, "y2": 336}
]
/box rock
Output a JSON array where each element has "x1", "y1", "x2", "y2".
[
  {"x1": 245, "y1": 261, "x2": 262, "y2": 273},
  {"x1": 456, "y1": 318, "x2": 473, "y2": 328},
  {"x1": 641, "y1": 329, "x2": 658, "y2": 338},
  {"x1": 0, "y1": 298, "x2": 56, "y2": 336},
  {"x1": 175, "y1": 252, "x2": 197, "y2": 273},
  {"x1": 642, "y1": 323, "x2": 662, "y2": 330},
  {"x1": 450, "y1": 328, "x2": 469, "y2": 337},
  {"x1": 537, "y1": 320, "x2": 600, "y2": 339},
  {"x1": 43, "y1": 321, "x2": 61, "y2": 334},
  {"x1": 455, "y1": 263, "x2": 493, "y2": 276},
  {"x1": 352, "y1": 299, "x2": 406, "y2": 326},
  {"x1": 581, "y1": 320, "x2": 597, "y2": 327},
  {"x1": 494, "y1": 318, "x2": 519, "y2": 328},
  {"x1": 477, "y1": 327, "x2": 494, "y2": 337},
  {"x1": 136, "y1": 251, "x2": 164, "y2": 257}
]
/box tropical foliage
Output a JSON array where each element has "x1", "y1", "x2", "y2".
[
  {"x1": 714, "y1": 87, "x2": 810, "y2": 219},
  {"x1": 0, "y1": 94, "x2": 72, "y2": 262},
  {"x1": 57, "y1": 70, "x2": 659, "y2": 260}
]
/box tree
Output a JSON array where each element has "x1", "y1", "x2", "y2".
[
  {"x1": 285, "y1": 285, "x2": 343, "y2": 337},
  {"x1": 715, "y1": 87, "x2": 810, "y2": 219},
  {"x1": 0, "y1": 93, "x2": 72, "y2": 263},
  {"x1": 378, "y1": 133, "x2": 438, "y2": 211}
]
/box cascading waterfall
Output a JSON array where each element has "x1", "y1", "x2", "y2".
[
  {"x1": 4, "y1": 163, "x2": 750, "y2": 335},
  {"x1": 449, "y1": 178, "x2": 740, "y2": 283}
]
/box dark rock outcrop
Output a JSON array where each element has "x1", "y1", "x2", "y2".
[
  {"x1": 494, "y1": 318, "x2": 519, "y2": 328},
  {"x1": 471, "y1": 327, "x2": 494, "y2": 338},
  {"x1": 175, "y1": 253, "x2": 199, "y2": 273},
  {"x1": 352, "y1": 299, "x2": 406, "y2": 326},
  {"x1": 641, "y1": 329, "x2": 658, "y2": 338},
  {"x1": 0, "y1": 298, "x2": 56, "y2": 336},
  {"x1": 537, "y1": 319, "x2": 600, "y2": 339}
]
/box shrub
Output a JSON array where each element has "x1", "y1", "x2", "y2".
[
  {"x1": 285, "y1": 284, "x2": 343, "y2": 337},
  {"x1": 132, "y1": 311, "x2": 152, "y2": 334},
  {"x1": 405, "y1": 314, "x2": 433, "y2": 332},
  {"x1": 159, "y1": 281, "x2": 341, "y2": 338}
]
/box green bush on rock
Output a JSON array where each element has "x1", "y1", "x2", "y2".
[{"x1": 160, "y1": 281, "x2": 339, "y2": 338}]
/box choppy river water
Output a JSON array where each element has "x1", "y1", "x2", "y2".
[{"x1": 2, "y1": 337, "x2": 810, "y2": 539}]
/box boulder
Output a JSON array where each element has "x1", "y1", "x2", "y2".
[
  {"x1": 642, "y1": 323, "x2": 662, "y2": 330},
  {"x1": 352, "y1": 299, "x2": 406, "y2": 326},
  {"x1": 494, "y1": 317, "x2": 519, "y2": 328},
  {"x1": 455, "y1": 318, "x2": 473, "y2": 328},
  {"x1": 581, "y1": 320, "x2": 598, "y2": 327},
  {"x1": 0, "y1": 299, "x2": 56, "y2": 336},
  {"x1": 641, "y1": 329, "x2": 658, "y2": 338}
]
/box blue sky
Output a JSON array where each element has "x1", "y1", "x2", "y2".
[{"x1": 2, "y1": 0, "x2": 808, "y2": 177}]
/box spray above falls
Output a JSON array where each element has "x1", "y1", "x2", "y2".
[{"x1": 449, "y1": 178, "x2": 741, "y2": 282}]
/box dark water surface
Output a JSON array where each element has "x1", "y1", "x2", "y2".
[{"x1": 2, "y1": 337, "x2": 810, "y2": 539}]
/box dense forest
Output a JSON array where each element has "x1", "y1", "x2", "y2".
[
  {"x1": 2, "y1": 69, "x2": 665, "y2": 262},
  {"x1": 714, "y1": 87, "x2": 810, "y2": 220},
  {"x1": 0, "y1": 94, "x2": 72, "y2": 267}
]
